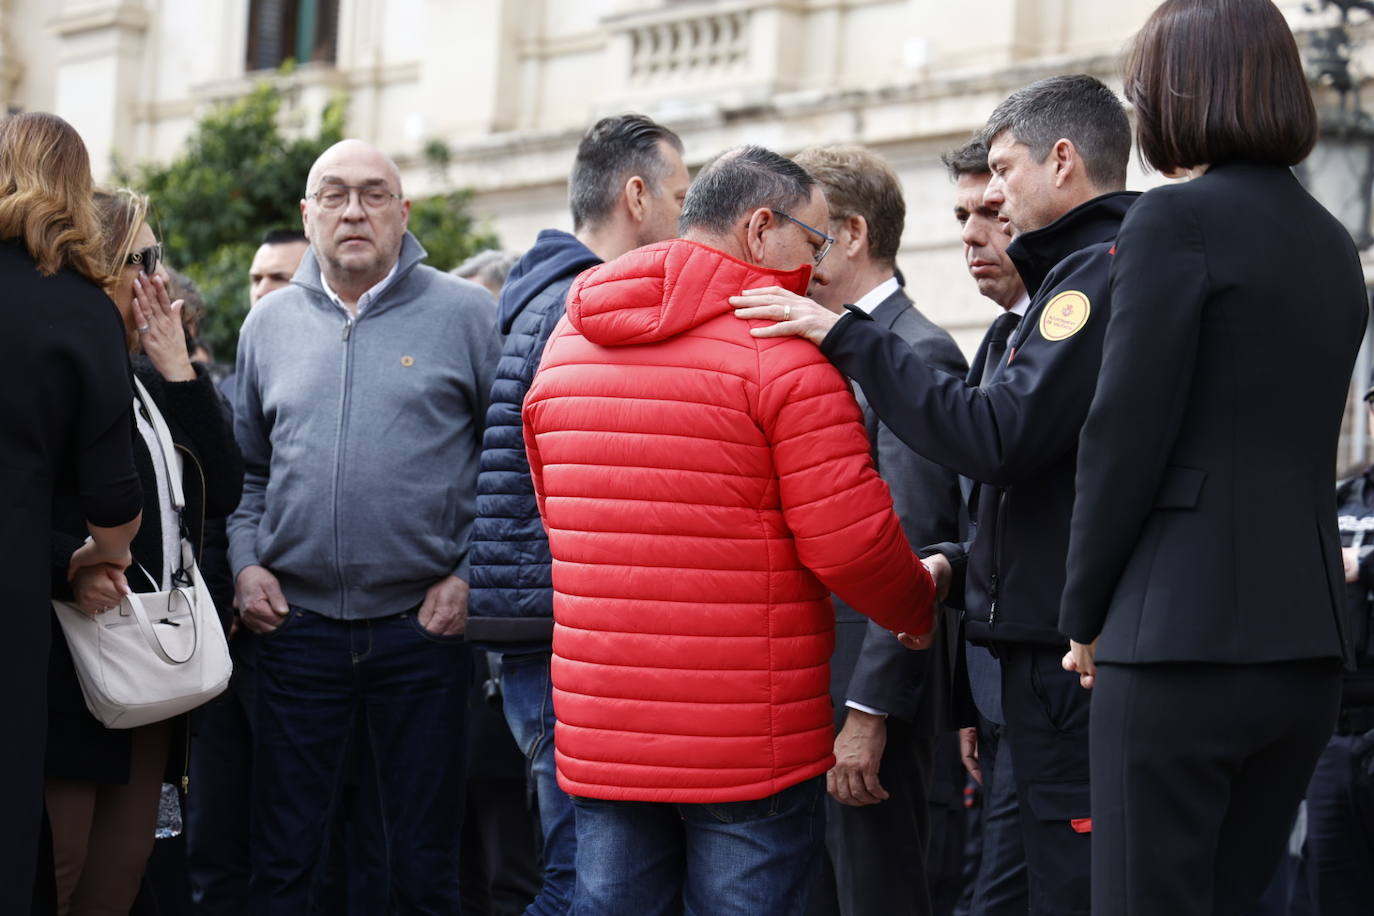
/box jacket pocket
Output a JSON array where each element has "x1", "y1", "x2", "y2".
[
  {"x1": 1154, "y1": 465, "x2": 1206, "y2": 509},
  {"x1": 1024, "y1": 779, "x2": 1091, "y2": 825}
]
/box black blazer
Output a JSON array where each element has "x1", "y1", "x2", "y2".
[
  {"x1": 1060, "y1": 162, "x2": 1368, "y2": 665},
  {"x1": 830, "y1": 284, "x2": 966, "y2": 728}
]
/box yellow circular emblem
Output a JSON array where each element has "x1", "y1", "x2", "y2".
[
  {"x1": 1038, "y1": 290, "x2": 1091, "y2": 342},
  {"x1": 400, "y1": 355, "x2": 415, "y2": 367}
]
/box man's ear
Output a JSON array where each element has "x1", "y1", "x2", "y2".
[
  {"x1": 1052, "y1": 138, "x2": 1078, "y2": 189},
  {"x1": 841, "y1": 214, "x2": 868, "y2": 260},
  {"x1": 624, "y1": 175, "x2": 648, "y2": 222},
  {"x1": 742, "y1": 207, "x2": 774, "y2": 265}
]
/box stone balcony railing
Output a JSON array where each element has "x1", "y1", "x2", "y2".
[
  {"x1": 602, "y1": 1, "x2": 805, "y2": 111},
  {"x1": 627, "y1": 8, "x2": 749, "y2": 85}
]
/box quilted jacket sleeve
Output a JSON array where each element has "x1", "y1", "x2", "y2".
[{"x1": 756, "y1": 338, "x2": 934, "y2": 637}]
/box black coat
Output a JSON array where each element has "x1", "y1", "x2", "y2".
[
  {"x1": 830, "y1": 284, "x2": 967, "y2": 729},
  {"x1": 47, "y1": 358, "x2": 244, "y2": 785},
  {"x1": 0, "y1": 240, "x2": 142, "y2": 907},
  {"x1": 1060, "y1": 163, "x2": 1367, "y2": 666},
  {"x1": 822, "y1": 192, "x2": 1138, "y2": 648}
]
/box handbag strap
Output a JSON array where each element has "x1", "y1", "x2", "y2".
[
  {"x1": 123, "y1": 585, "x2": 199, "y2": 666},
  {"x1": 131, "y1": 376, "x2": 185, "y2": 512}
]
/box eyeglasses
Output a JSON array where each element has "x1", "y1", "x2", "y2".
[
  {"x1": 770, "y1": 208, "x2": 835, "y2": 265},
  {"x1": 126, "y1": 243, "x2": 162, "y2": 276},
  {"x1": 309, "y1": 184, "x2": 401, "y2": 211}
]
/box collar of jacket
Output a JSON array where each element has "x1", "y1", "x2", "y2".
[
  {"x1": 567, "y1": 237, "x2": 812, "y2": 347},
  {"x1": 497, "y1": 229, "x2": 602, "y2": 334},
  {"x1": 291, "y1": 231, "x2": 429, "y2": 318},
  {"x1": 1007, "y1": 191, "x2": 1140, "y2": 297}
]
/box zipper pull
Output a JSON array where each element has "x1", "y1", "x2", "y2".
[
  {"x1": 342, "y1": 319, "x2": 352, "y2": 341},
  {"x1": 988, "y1": 600, "x2": 996, "y2": 626}
]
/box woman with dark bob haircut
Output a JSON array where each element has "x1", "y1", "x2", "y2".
[
  {"x1": 1059, "y1": 0, "x2": 1369, "y2": 912},
  {"x1": 0, "y1": 112, "x2": 143, "y2": 909}
]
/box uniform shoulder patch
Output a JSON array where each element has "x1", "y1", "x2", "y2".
[{"x1": 1038, "y1": 290, "x2": 1091, "y2": 341}]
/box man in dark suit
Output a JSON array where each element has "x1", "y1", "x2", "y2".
[
  {"x1": 938, "y1": 138, "x2": 1029, "y2": 916},
  {"x1": 793, "y1": 145, "x2": 967, "y2": 916}
]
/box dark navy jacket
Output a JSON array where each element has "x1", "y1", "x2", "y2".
[
  {"x1": 1337, "y1": 466, "x2": 1374, "y2": 706},
  {"x1": 821, "y1": 192, "x2": 1137, "y2": 647},
  {"x1": 467, "y1": 230, "x2": 601, "y2": 648}
]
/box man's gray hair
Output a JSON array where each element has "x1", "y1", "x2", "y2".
[
  {"x1": 569, "y1": 114, "x2": 684, "y2": 232},
  {"x1": 979, "y1": 75, "x2": 1131, "y2": 191},
  {"x1": 678, "y1": 146, "x2": 814, "y2": 235},
  {"x1": 452, "y1": 249, "x2": 520, "y2": 290}
]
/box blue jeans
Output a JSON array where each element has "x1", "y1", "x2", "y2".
[
  {"x1": 251, "y1": 607, "x2": 471, "y2": 915},
  {"x1": 500, "y1": 650, "x2": 576, "y2": 915},
  {"x1": 571, "y1": 776, "x2": 825, "y2": 916}
]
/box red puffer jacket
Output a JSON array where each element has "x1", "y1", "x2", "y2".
[{"x1": 523, "y1": 239, "x2": 934, "y2": 803}]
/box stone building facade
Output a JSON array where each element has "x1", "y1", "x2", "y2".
[{"x1": 3, "y1": 0, "x2": 1371, "y2": 454}]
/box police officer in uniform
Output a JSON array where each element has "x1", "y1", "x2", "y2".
[
  {"x1": 732, "y1": 74, "x2": 1135, "y2": 915},
  {"x1": 1303, "y1": 378, "x2": 1374, "y2": 913}
]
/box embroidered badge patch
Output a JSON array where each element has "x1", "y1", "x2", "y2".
[{"x1": 1038, "y1": 290, "x2": 1091, "y2": 341}]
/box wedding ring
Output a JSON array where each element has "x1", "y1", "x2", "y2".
[
  {"x1": 137, "y1": 324, "x2": 150, "y2": 333},
  {"x1": 783, "y1": 303, "x2": 791, "y2": 321}
]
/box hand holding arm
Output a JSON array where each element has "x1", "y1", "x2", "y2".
[
  {"x1": 69, "y1": 515, "x2": 141, "y2": 581},
  {"x1": 69, "y1": 564, "x2": 131, "y2": 615}
]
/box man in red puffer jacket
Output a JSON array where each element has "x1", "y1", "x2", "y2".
[{"x1": 522, "y1": 145, "x2": 939, "y2": 916}]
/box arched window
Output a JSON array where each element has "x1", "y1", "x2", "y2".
[{"x1": 246, "y1": 0, "x2": 339, "y2": 72}]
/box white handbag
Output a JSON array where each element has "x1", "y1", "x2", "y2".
[{"x1": 51, "y1": 377, "x2": 232, "y2": 729}]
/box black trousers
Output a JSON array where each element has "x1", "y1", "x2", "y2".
[
  {"x1": 1091, "y1": 659, "x2": 1340, "y2": 916},
  {"x1": 831, "y1": 718, "x2": 937, "y2": 916},
  {"x1": 998, "y1": 644, "x2": 1092, "y2": 916},
  {"x1": 1304, "y1": 726, "x2": 1374, "y2": 914},
  {"x1": 808, "y1": 718, "x2": 937, "y2": 916}
]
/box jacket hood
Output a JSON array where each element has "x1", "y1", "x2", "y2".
[
  {"x1": 498, "y1": 229, "x2": 602, "y2": 334},
  {"x1": 565, "y1": 238, "x2": 812, "y2": 347}
]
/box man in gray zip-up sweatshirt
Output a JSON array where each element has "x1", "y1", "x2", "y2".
[{"x1": 227, "y1": 139, "x2": 499, "y2": 913}]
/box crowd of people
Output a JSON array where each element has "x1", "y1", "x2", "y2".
[{"x1": 2, "y1": 0, "x2": 1373, "y2": 913}]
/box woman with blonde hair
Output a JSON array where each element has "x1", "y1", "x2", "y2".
[
  {"x1": 43, "y1": 187, "x2": 242, "y2": 914},
  {"x1": 0, "y1": 112, "x2": 143, "y2": 911}
]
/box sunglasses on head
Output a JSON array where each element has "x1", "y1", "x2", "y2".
[{"x1": 126, "y1": 243, "x2": 162, "y2": 276}]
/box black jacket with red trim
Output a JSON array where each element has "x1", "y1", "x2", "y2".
[{"x1": 821, "y1": 191, "x2": 1137, "y2": 647}]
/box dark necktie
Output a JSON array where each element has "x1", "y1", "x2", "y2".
[{"x1": 980, "y1": 311, "x2": 1021, "y2": 386}]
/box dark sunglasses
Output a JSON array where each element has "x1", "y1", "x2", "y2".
[{"x1": 126, "y1": 243, "x2": 162, "y2": 276}]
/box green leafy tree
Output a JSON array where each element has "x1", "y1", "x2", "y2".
[
  {"x1": 124, "y1": 80, "x2": 497, "y2": 363},
  {"x1": 409, "y1": 190, "x2": 499, "y2": 274}
]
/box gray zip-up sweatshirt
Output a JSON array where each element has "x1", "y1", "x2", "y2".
[{"x1": 227, "y1": 233, "x2": 499, "y2": 619}]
